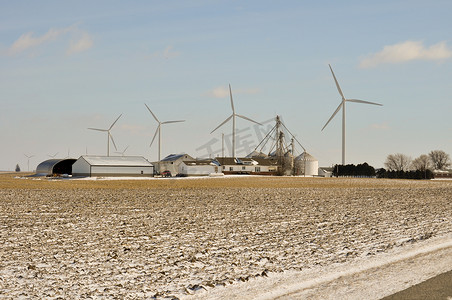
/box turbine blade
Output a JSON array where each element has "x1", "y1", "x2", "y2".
[
  {"x1": 329, "y1": 64, "x2": 346, "y2": 101},
  {"x1": 236, "y1": 114, "x2": 262, "y2": 125},
  {"x1": 347, "y1": 99, "x2": 383, "y2": 106},
  {"x1": 162, "y1": 120, "x2": 185, "y2": 124},
  {"x1": 109, "y1": 133, "x2": 118, "y2": 151},
  {"x1": 210, "y1": 115, "x2": 233, "y2": 134},
  {"x1": 321, "y1": 102, "x2": 343, "y2": 131},
  {"x1": 88, "y1": 128, "x2": 107, "y2": 132},
  {"x1": 229, "y1": 84, "x2": 235, "y2": 113},
  {"x1": 109, "y1": 114, "x2": 122, "y2": 130},
  {"x1": 150, "y1": 126, "x2": 159, "y2": 147},
  {"x1": 144, "y1": 103, "x2": 160, "y2": 123}
]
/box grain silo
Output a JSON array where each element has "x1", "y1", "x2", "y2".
[{"x1": 295, "y1": 151, "x2": 318, "y2": 176}]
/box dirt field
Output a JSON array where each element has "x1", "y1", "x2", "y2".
[{"x1": 0, "y1": 174, "x2": 451, "y2": 299}]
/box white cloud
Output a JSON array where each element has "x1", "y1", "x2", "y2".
[
  {"x1": 360, "y1": 41, "x2": 452, "y2": 68},
  {"x1": 8, "y1": 24, "x2": 92, "y2": 56},
  {"x1": 147, "y1": 45, "x2": 180, "y2": 59},
  {"x1": 66, "y1": 32, "x2": 93, "y2": 55},
  {"x1": 207, "y1": 86, "x2": 260, "y2": 98}
]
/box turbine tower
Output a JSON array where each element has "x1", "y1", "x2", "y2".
[
  {"x1": 322, "y1": 64, "x2": 382, "y2": 165},
  {"x1": 145, "y1": 103, "x2": 185, "y2": 162},
  {"x1": 24, "y1": 154, "x2": 35, "y2": 172},
  {"x1": 211, "y1": 84, "x2": 262, "y2": 158},
  {"x1": 88, "y1": 114, "x2": 122, "y2": 156}
]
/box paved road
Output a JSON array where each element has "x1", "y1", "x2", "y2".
[{"x1": 381, "y1": 270, "x2": 452, "y2": 300}]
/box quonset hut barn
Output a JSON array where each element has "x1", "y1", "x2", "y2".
[
  {"x1": 72, "y1": 156, "x2": 154, "y2": 177},
  {"x1": 36, "y1": 159, "x2": 77, "y2": 176}
]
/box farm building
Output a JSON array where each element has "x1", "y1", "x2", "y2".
[
  {"x1": 155, "y1": 154, "x2": 195, "y2": 176},
  {"x1": 318, "y1": 167, "x2": 333, "y2": 177},
  {"x1": 35, "y1": 158, "x2": 77, "y2": 176},
  {"x1": 72, "y1": 156, "x2": 154, "y2": 177},
  {"x1": 215, "y1": 157, "x2": 279, "y2": 175},
  {"x1": 178, "y1": 159, "x2": 221, "y2": 176},
  {"x1": 294, "y1": 151, "x2": 319, "y2": 176}
]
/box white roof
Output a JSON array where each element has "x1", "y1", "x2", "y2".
[{"x1": 79, "y1": 156, "x2": 153, "y2": 166}]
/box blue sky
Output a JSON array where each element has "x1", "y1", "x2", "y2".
[{"x1": 1, "y1": 1, "x2": 451, "y2": 171}]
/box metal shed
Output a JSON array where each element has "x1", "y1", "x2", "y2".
[
  {"x1": 36, "y1": 159, "x2": 77, "y2": 176},
  {"x1": 72, "y1": 156, "x2": 154, "y2": 177}
]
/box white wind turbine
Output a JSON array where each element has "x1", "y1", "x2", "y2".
[
  {"x1": 88, "y1": 114, "x2": 122, "y2": 157},
  {"x1": 24, "y1": 154, "x2": 35, "y2": 172},
  {"x1": 211, "y1": 84, "x2": 262, "y2": 158},
  {"x1": 145, "y1": 103, "x2": 185, "y2": 162},
  {"x1": 322, "y1": 64, "x2": 382, "y2": 165}
]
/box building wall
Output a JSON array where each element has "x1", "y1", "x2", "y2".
[
  {"x1": 72, "y1": 158, "x2": 90, "y2": 176},
  {"x1": 158, "y1": 162, "x2": 179, "y2": 176},
  {"x1": 91, "y1": 166, "x2": 153, "y2": 176},
  {"x1": 179, "y1": 164, "x2": 217, "y2": 176},
  {"x1": 72, "y1": 157, "x2": 154, "y2": 177},
  {"x1": 221, "y1": 165, "x2": 272, "y2": 173}
]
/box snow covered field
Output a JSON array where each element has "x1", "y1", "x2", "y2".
[{"x1": 0, "y1": 176, "x2": 451, "y2": 299}]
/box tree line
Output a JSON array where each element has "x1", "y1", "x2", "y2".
[
  {"x1": 331, "y1": 150, "x2": 450, "y2": 179},
  {"x1": 380, "y1": 150, "x2": 450, "y2": 179},
  {"x1": 332, "y1": 162, "x2": 376, "y2": 177}
]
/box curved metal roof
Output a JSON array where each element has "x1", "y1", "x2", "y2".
[
  {"x1": 295, "y1": 151, "x2": 318, "y2": 162},
  {"x1": 36, "y1": 158, "x2": 77, "y2": 175}
]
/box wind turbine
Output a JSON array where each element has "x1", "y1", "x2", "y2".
[
  {"x1": 211, "y1": 84, "x2": 262, "y2": 158},
  {"x1": 24, "y1": 154, "x2": 35, "y2": 172},
  {"x1": 144, "y1": 103, "x2": 185, "y2": 162},
  {"x1": 88, "y1": 114, "x2": 122, "y2": 156},
  {"x1": 115, "y1": 145, "x2": 129, "y2": 156},
  {"x1": 47, "y1": 152, "x2": 59, "y2": 158},
  {"x1": 321, "y1": 64, "x2": 382, "y2": 165}
]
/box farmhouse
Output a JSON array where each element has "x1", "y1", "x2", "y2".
[
  {"x1": 155, "y1": 154, "x2": 195, "y2": 176},
  {"x1": 72, "y1": 156, "x2": 154, "y2": 177},
  {"x1": 215, "y1": 157, "x2": 279, "y2": 175}
]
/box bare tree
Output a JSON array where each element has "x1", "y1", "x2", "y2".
[
  {"x1": 429, "y1": 150, "x2": 451, "y2": 170},
  {"x1": 384, "y1": 153, "x2": 412, "y2": 171},
  {"x1": 412, "y1": 154, "x2": 432, "y2": 172}
]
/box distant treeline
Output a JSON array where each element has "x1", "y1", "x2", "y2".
[
  {"x1": 332, "y1": 163, "x2": 434, "y2": 179},
  {"x1": 376, "y1": 169, "x2": 434, "y2": 180},
  {"x1": 332, "y1": 163, "x2": 376, "y2": 177}
]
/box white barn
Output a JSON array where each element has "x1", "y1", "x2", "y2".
[
  {"x1": 72, "y1": 156, "x2": 154, "y2": 177},
  {"x1": 178, "y1": 160, "x2": 221, "y2": 176}
]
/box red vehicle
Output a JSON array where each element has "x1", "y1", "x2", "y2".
[{"x1": 162, "y1": 170, "x2": 172, "y2": 177}]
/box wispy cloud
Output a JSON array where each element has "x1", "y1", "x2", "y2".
[
  {"x1": 147, "y1": 45, "x2": 180, "y2": 60},
  {"x1": 66, "y1": 32, "x2": 93, "y2": 55},
  {"x1": 8, "y1": 24, "x2": 93, "y2": 56},
  {"x1": 207, "y1": 86, "x2": 260, "y2": 98},
  {"x1": 360, "y1": 41, "x2": 452, "y2": 68}
]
